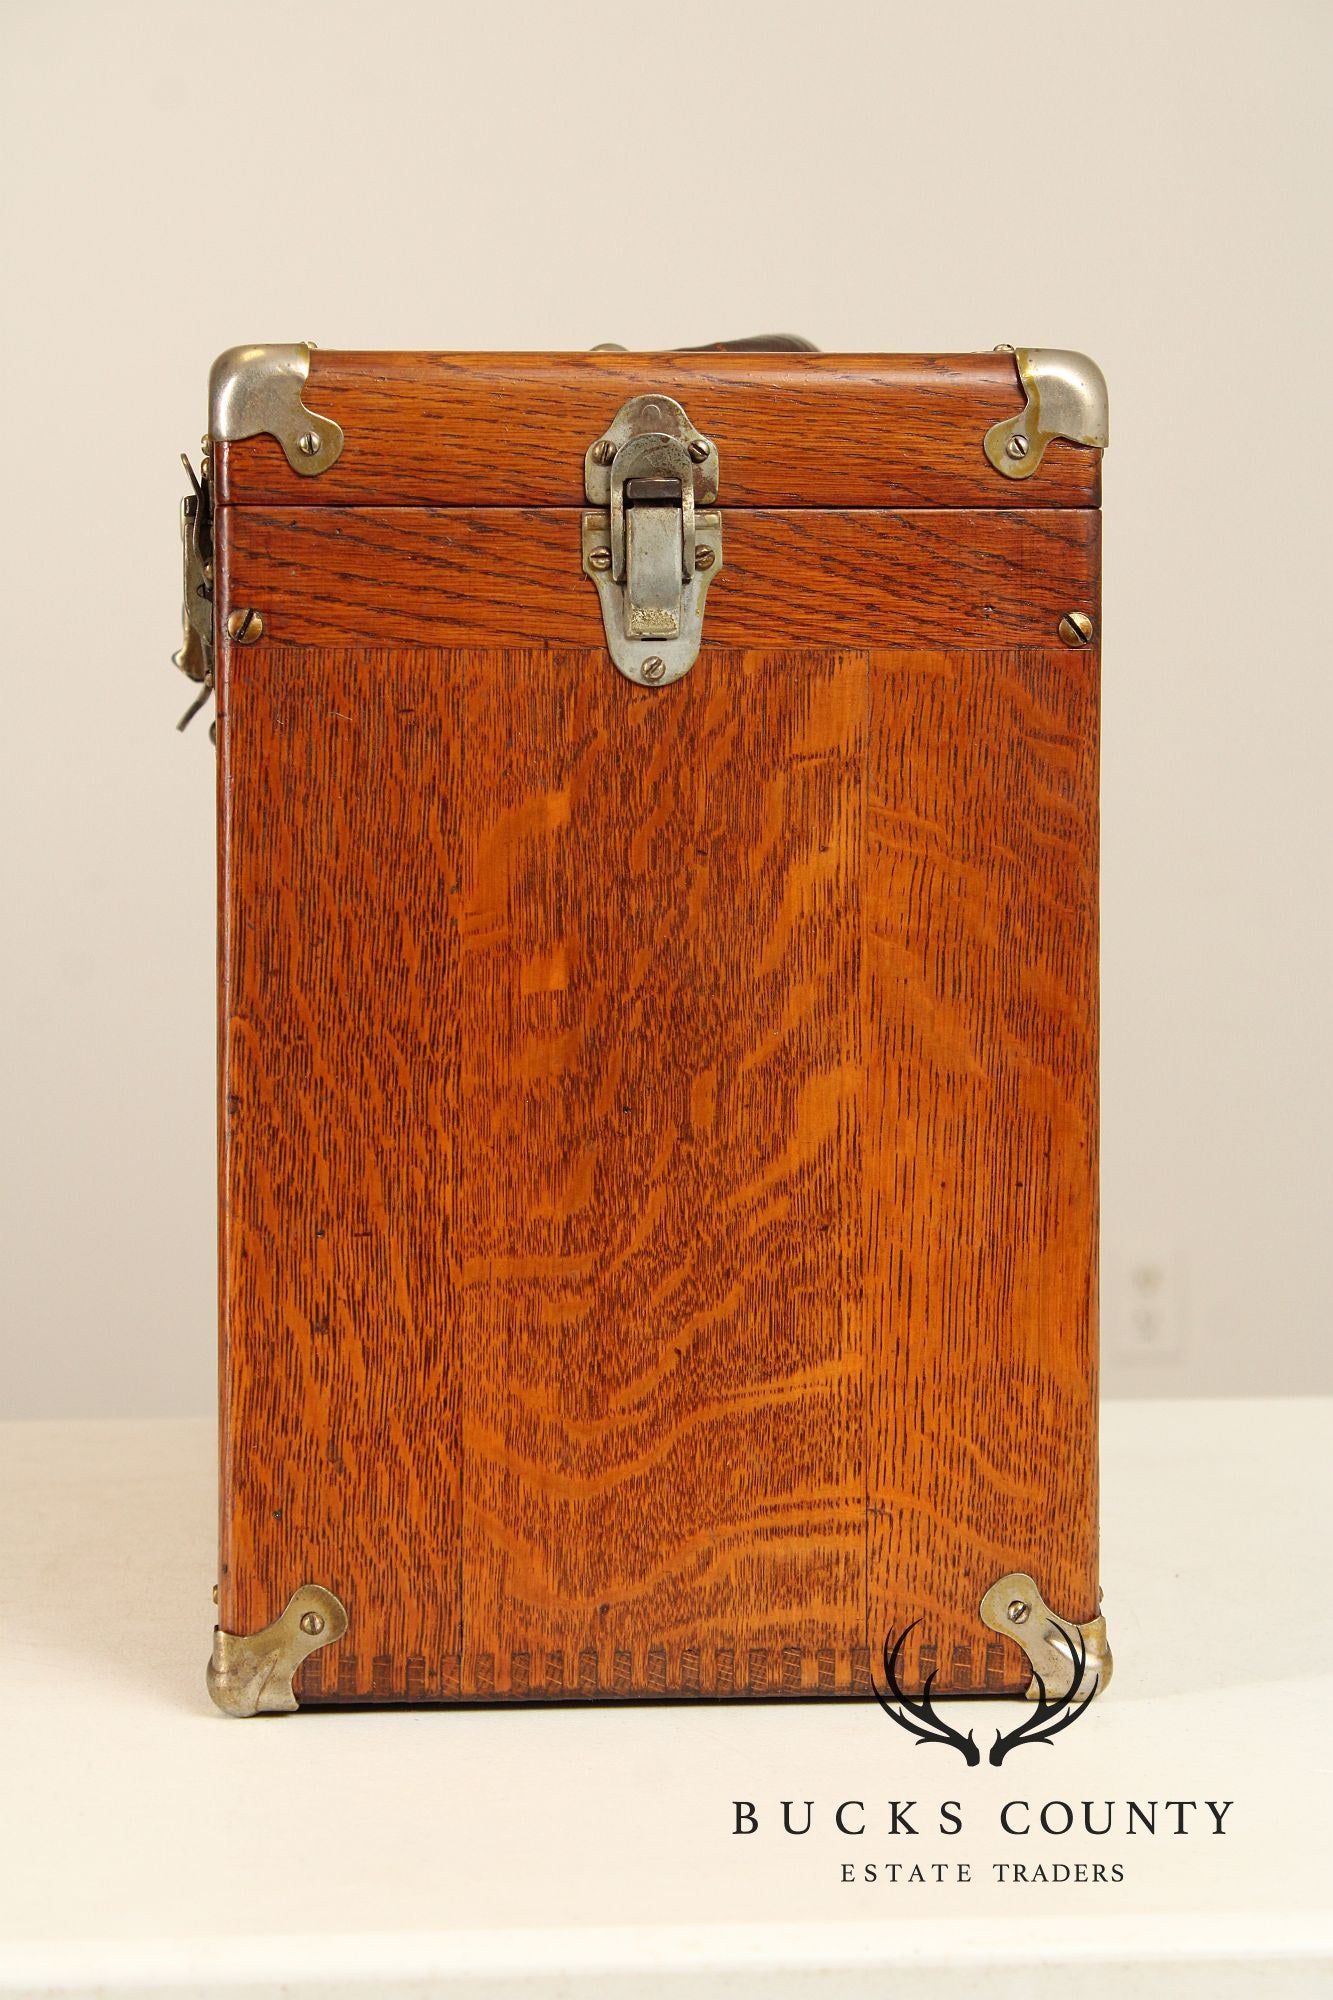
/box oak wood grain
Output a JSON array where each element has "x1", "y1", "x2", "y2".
[
  {"x1": 457, "y1": 650, "x2": 868, "y2": 1698},
  {"x1": 219, "y1": 506, "x2": 1098, "y2": 655},
  {"x1": 864, "y1": 648, "x2": 1100, "y2": 1690},
  {"x1": 213, "y1": 351, "x2": 1101, "y2": 512},
  {"x1": 217, "y1": 633, "x2": 1098, "y2": 1702},
  {"x1": 217, "y1": 647, "x2": 466, "y2": 1674}
]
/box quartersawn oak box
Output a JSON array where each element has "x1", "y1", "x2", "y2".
[{"x1": 173, "y1": 339, "x2": 1111, "y2": 1717}]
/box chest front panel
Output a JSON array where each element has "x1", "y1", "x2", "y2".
[
  {"x1": 218, "y1": 537, "x2": 1097, "y2": 1702},
  {"x1": 212, "y1": 350, "x2": 1102, "y2": 1706}
]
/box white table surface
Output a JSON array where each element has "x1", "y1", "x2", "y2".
[{"x1": 1, "y1": 1398, "x2": 1330, "y2": 1998}]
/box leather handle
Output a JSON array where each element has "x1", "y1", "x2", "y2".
[
  {"x1": 678, "y1": 334, "x2": 819, "y2": 353},
  {"x1": 592, "y1": 335, "x2": 820, "y2": 354}
]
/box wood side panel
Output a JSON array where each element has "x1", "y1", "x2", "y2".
[
  {"x1": 214, "y1": 351, "x2": 1100, "y2": 511},
  {"x1": 214, "y1": 526, "x2": 1099, "y2": 1702},
  {"x1": 457, "y1": 650, "x2": 868, "y2": 1697},
  {"x1": 221, "y1": 507, "x2": 1099, "y2": 654},
  {"x1": 863, "y1": 648, "x2": 1099, "y2": 1692},
  {"x1": 217, "y1": 643, "x2": 465, "y2": 1689}
]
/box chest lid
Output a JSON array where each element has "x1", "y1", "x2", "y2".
[
  {"x1": 179, "y1": 339, "x2": 1107, "y2": 705},
  {"x1": 207, "y1": 341, "x2": 1107, "y2": 511}
]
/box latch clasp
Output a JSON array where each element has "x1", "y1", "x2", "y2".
[
  {"x1": 173, "y1": 451, "x2": 216, "y2": 732},
  {"x1": 582, "y1": 394, "x2": 722, "y2": 687}
]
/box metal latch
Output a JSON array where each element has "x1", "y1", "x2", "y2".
[
  {"x1": 173, "y1": 451, "x2": 216, "y2": 732},
  {"x1": 582, "y1": 394, "x2": 722, "y2": 687}
]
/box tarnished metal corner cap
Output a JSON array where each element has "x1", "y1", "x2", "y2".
[
  {"x1": 208, "y1": 342, "x2": 344, "y2": 476},
  {"x1": 984, "y1": 348, "x2": 1108, "y2": 480},
  {"x1": 980, "y1": 1570, "x2": 1112, "y2": 1702},
  {"x1": 207, "y1": 1583, "x2": 348, "y2": 1717},
  {"x1": 1020, "y1": 349, "x2": 1109, "y2": 446}
]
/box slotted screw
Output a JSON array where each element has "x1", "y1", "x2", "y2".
[
  {"x1": 641, "y1": 656, "x2": 666, "y2": 684},
  {"x1": 226, "y1": 608, "x2": 264, "y2": 644},
  {"x1": 1058, "y1": 610, "x2": 1095, "y2": 647},
  {"x1": 299, "y1": 1611, "x2": 325, "y2": 1636}
]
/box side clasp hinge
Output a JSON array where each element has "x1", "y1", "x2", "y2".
[
  {"x1": 173, "y1": 450, "x2": 215, "y2": 733},
  {"x1": 582, "y1": 393, "x2": 722, "y2": 688}
]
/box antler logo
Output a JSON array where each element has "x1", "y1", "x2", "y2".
[
  {"x1": 874, "y1": 1619, "x2": 1100, "y2": 1767},
  {"x1": 873, "y1": 1625, "x2": 981, "y2": 1765}
]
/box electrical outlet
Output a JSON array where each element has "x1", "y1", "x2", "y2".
[{"x1": 1110, "y1": 1253, "x2": 1185, "y2": 1362}]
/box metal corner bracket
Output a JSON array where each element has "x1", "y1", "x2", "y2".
[
  {"x1": 206, "y1": 1583, "x2": 348, "y2": 1717},
  {"x1": 980, "y1": 1571, "x2": 1112, "y2": 1703},
  {"x1": 582, "y1": 392, "x2": 723, "y2": 687},
  {"x1": 208, "y1": 342, "x2": 344, "y2": 475},
  {"x1": 983, "y1": 347, "x2": 1109, "y2": 480}
]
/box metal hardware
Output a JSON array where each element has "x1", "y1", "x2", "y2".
[
  {"x1": 592, "y1": 335, "x2": 818, "y2": 354},
  {"x1": 980, "y1": 1572, "x2": 1112, "y2": 1703},
  {"x1": 984, "y1": 349, "x2": 1109, "y2": 481},
  {"x1": 173, "y1": 452, "x2": 215, "y2": 731},
  {"x1": 206, "y1": 1583, "x2": 348, "y2": 1717},
  {"x1": 582, "y1": 393, "x2": 722, "y2": 687},
  {"x1": 208, "y1": 342, "x2": 344, "y2": 476},
  {"x1": 226, "y1": 608, "x2": 265, "y2": 644},
  {"x1": 679, "y1": 334, "x2": 819, "y2": 353},
  {"x1": 176, "y1": 682, "x2": 215, "y2": 734},
  {"x1": 1058, "y1": 609, "x2": 1095, "y2": 647}
]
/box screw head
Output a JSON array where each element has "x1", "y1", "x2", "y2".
[
  {"x1": 641, "y1": 656, "x2": 666, "y2": 684},
  {"x1": 695, "y1": 546, "x2": 715, "y2": 571},
  {"x1": 588, "y1": 546, "x2": 612, "y2": 572},
  {"x1": 688, "y1": 437, "x2": 710, "y2": 464},
  {"x1": 1005, "y1": 433, "x2": 1029, "y2": 461},
  {"x1": 298, "y1": 431, "x2": 321, "y2": 457},
  {"x1": 226, "y1": 608, "x2": 264, "y2": 644},
  {"x1": 591, "y1": 439, "x2": 617, "y2": 466},
  {"x1": 299, "y1": 1610, "x2": 325, "y2": 1637},
  {"x1": 1006, "y1": 1598, "x2": 1031, "y2": 1625},
  {"x1": 1058, "y1": 609, "x2": 1095, "y2": 648}
]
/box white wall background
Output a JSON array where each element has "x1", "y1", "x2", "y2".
[{"x1": 1, "y1": 0, "x2": 1328, "y2": 1417}]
